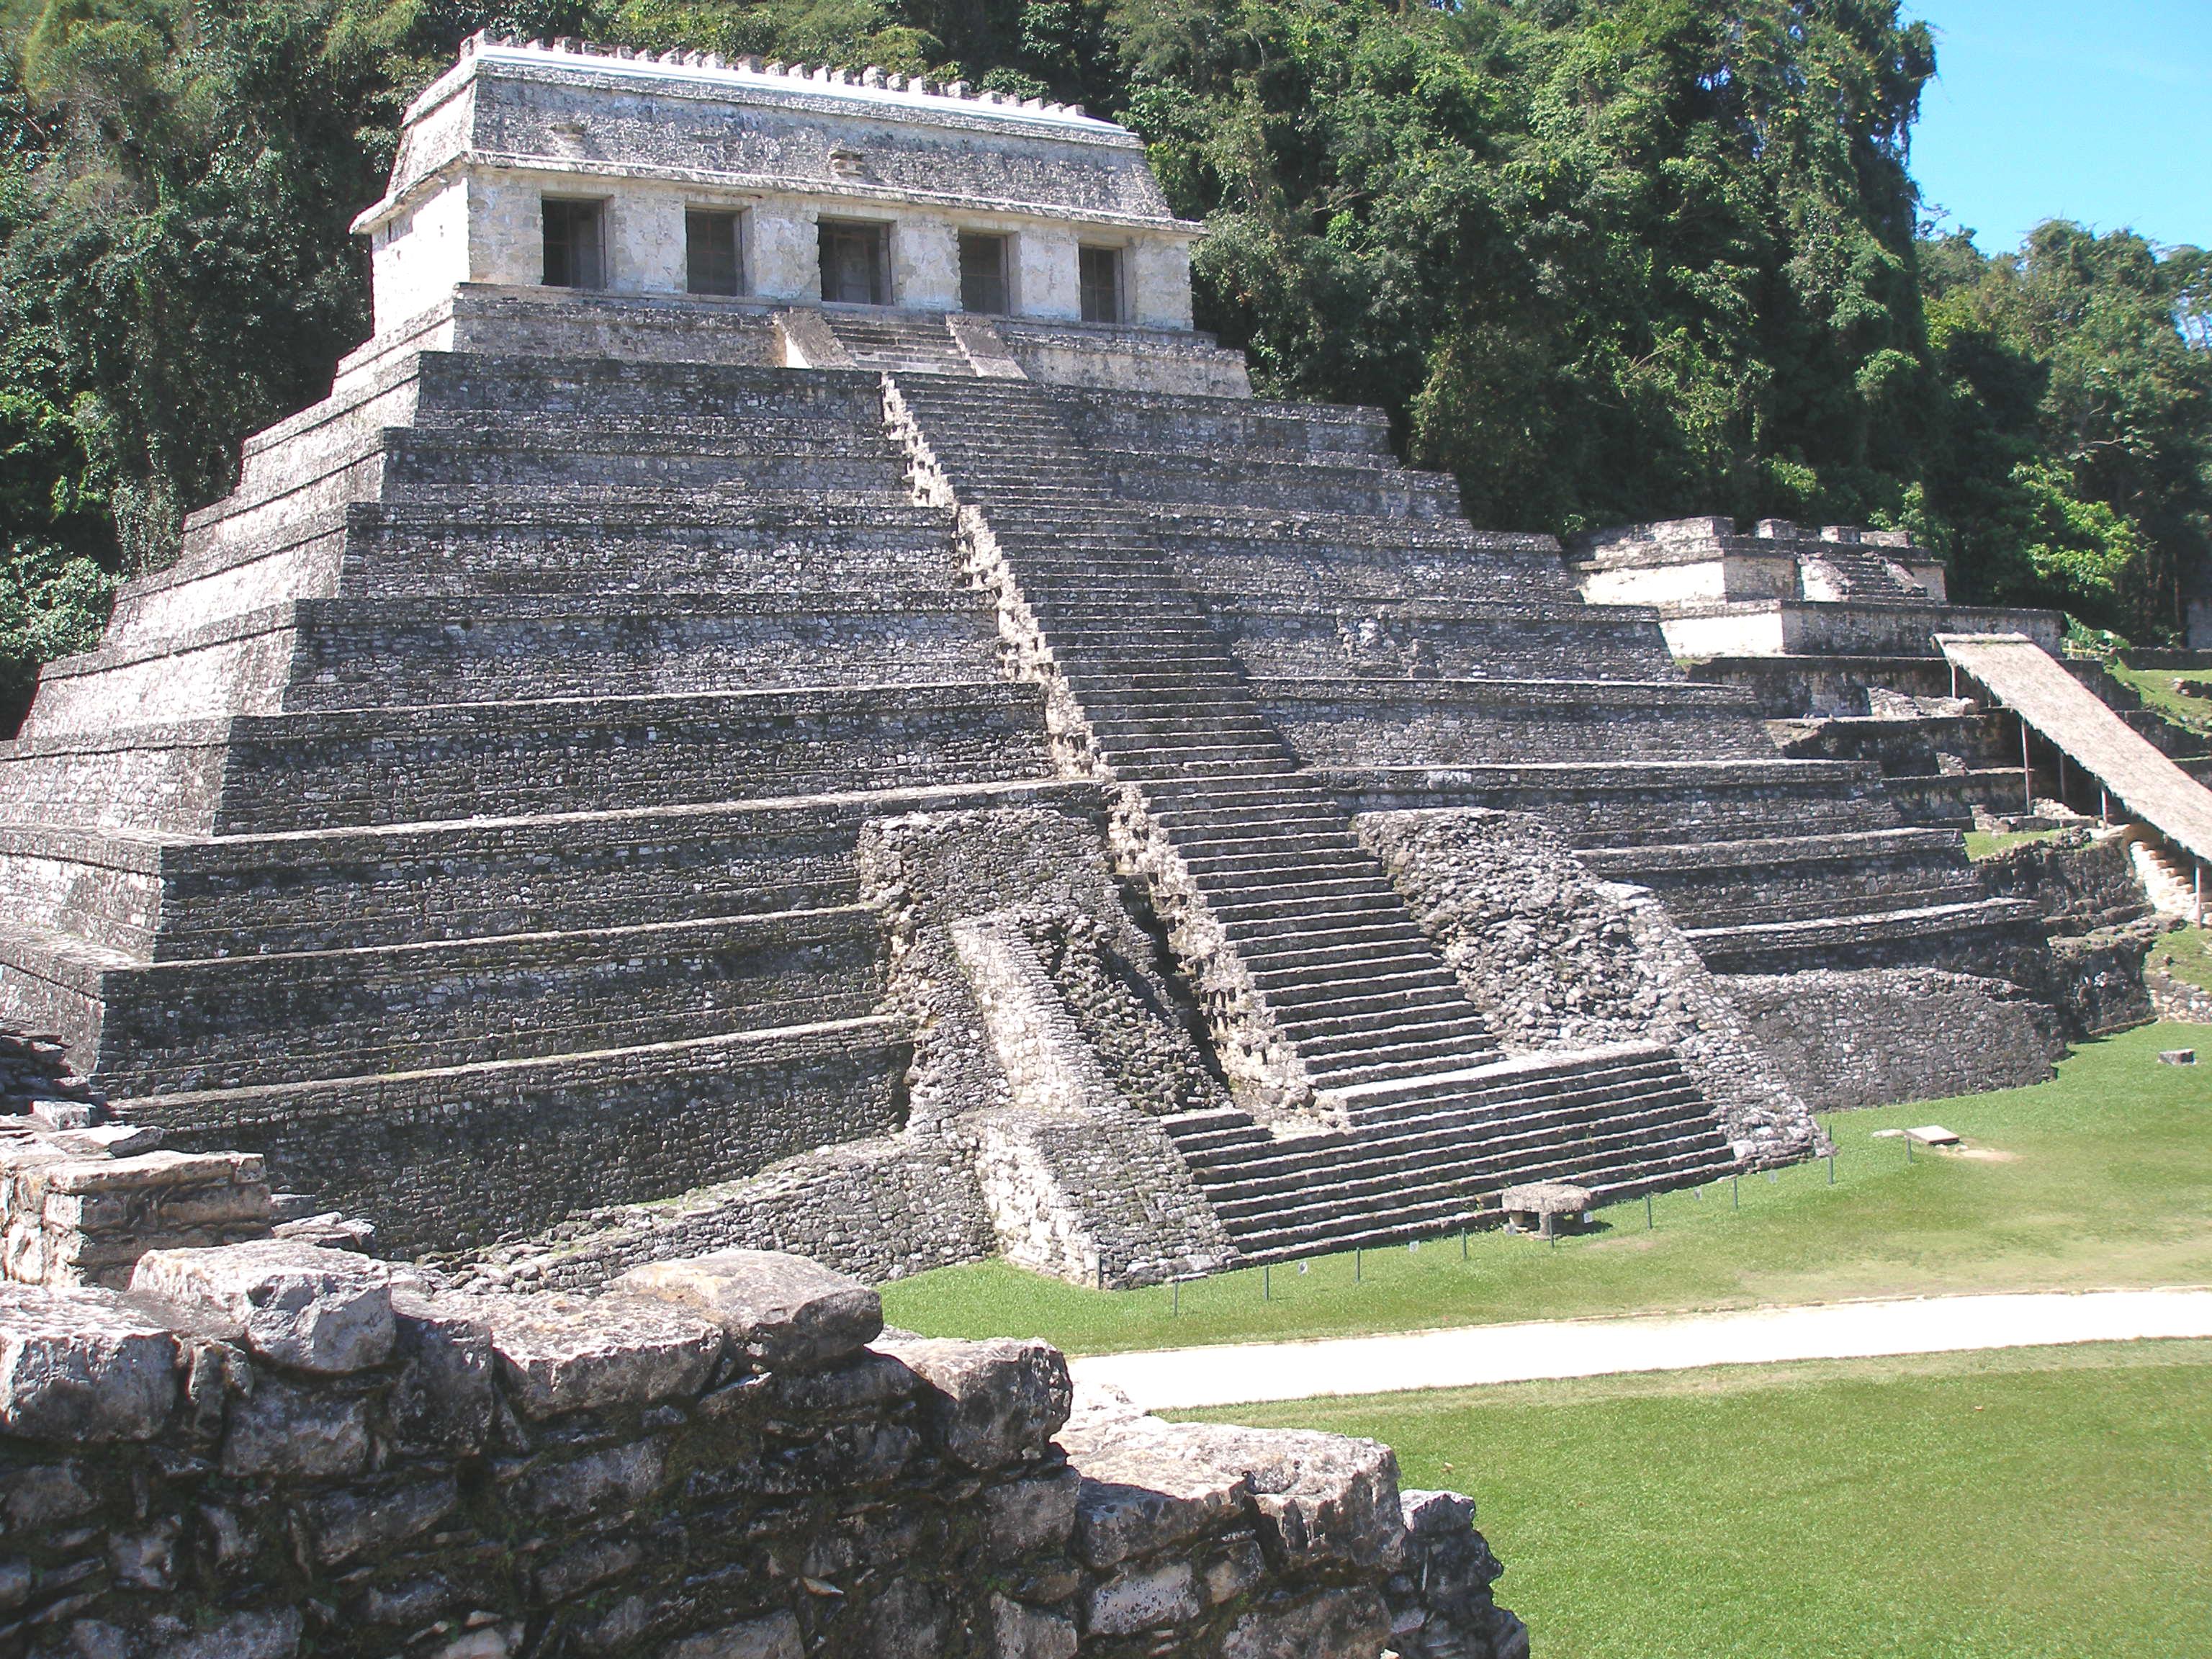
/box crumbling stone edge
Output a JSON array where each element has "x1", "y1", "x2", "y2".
[{"x1": 0, "y1": 1236, "x2": 1527, "y2": 1659}]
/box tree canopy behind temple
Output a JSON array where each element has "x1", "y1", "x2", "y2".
[{"x1": 1, "y1": 0, "x2": 2207, "y2": 721}]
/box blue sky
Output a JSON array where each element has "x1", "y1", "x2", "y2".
[{"x1": 1905, "y1": 0, "x2": 2211, "y2": 253}]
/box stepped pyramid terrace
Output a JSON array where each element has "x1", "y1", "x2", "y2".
[{"x1": 0, "y1": 35, "x2": 2114, "y2": 1287}]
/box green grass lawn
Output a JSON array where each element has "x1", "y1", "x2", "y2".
[
  {"x1": 2108, "y1": 662, "x2": 2212, "y2": 734},
  {"x1": 1961, "y1": 827, "x2": 2067, "y2": 860},
  {"x1": 1193, "y1": 1341, "x2": 2212, "y2": 1659},
  {"x1": 879, "y1": 1022, "x2": 2212, "y2": 1354},
  {"x1": 2147, "y1": 925, "x2": 2212, "y2": 993}
]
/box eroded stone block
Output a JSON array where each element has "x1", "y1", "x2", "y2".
[
  {"x1": 511, "y1": 1437, "x2": 667, "y2": 1520},
  {"x1": 879, "y1": 1336, "x2": 1071, "y2": 1470},
  {"x1": 1082, "y1": 1560, "x2": 1200, "y2": 1637},
  {"x1": 1220, "y1": 1587, "x2": 1390, "y2": 1659},
  {"x1": 387, "y1": 1290, "x2": 496, "y2": 1452},
  {"x1": 981, "y1": 1468, "x2": 1081, "y2": 1559},
  {"x1": 1064, "y1": 1437, "x2": 1248, "y2": 1568},
  {"x1": 0, "y1": 1282, "x2": 177, "y2": 1441},
  {"x1": 988, "y1": 1595, "x2": 1076, "y2": 1659},
  {"x1": 482, "y1": 1292, "x2": 721, "y2": 1417},
  {"x1": 661, "y1": 1610, "x2": 803, "y2": 1659},
  {"x1": 151, "y1": 1607, "x2": 303, "y2": 1659},
  {"x1": 613, "y1": 1250, "x2": 881, "y2": 1372},
  {"x1": 220, "y1": 1375, "x2": 371, "y2": 1478},
  {"x1": 298, "y1": 1474, "x2": 459, "y2": 1565},
  {"x1": 130, "y1": 1239, "x2": 393, "y2": 1374}
]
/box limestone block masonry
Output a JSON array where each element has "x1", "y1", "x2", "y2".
[
  {"x1": 0, "y1": 33, "x2": 2080, "y2": 1288},
  {"x1": 351, "y1": 36, "x2": 1207, "y2": 337},
  {"x1": 0, "y1": 1239, "x2": 1526, "y2": 1659}
]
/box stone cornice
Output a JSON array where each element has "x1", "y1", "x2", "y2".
[{"x1": 352, "y1": 150, "x2": 1202, "y2": 238}]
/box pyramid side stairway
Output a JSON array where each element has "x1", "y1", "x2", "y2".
[{"x1": 1038, "y1": 383, "x2": 2046, "y2": 982}]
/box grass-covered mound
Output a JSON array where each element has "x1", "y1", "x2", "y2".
[
  {"x1": 880, "y1": 1022, "x2": 2212, "y2": 1354},
  {"x1": 2147, "y1": 925, "x2": 2212, "y2": 994},
  {"x1": 1194, "y1": 1341, "x2": 2212, "y2": 1659}
]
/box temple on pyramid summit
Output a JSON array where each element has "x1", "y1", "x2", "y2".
[{"x1": 0, "y1": 35, "x2": 2138, "y2": 1287}]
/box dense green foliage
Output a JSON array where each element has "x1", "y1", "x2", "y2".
[{"x1": 2, "y1": 0, "x2": 2208, "y2": 716}]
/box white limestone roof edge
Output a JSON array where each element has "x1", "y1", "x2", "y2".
[{"x1": 405, "y1": 33, "x2": 1135, "y2": 139}]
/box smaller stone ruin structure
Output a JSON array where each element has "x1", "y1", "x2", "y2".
[
  {"x1": 1574, "y1": 514, "x2": 2212, "y2": 1084},
  {"x1": 1570, "y1": 516, "x2": 2057, "y2": 687}
]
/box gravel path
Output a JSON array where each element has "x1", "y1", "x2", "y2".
[{"x1": 1069, "y1": 1287, "x2": 2212, "y2": 1411}]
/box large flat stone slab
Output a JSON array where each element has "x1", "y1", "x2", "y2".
[
  {"x1": 613, "y1": 1250, "x2": 881, "y2": 1372},
  {"x1": 481, "y1": 1292, "x2": 721, "y2": 1417}
]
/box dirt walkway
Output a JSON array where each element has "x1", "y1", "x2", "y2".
[{"x1": 1069, "y1": 1287, "x2": 2212, "y2": 1410}]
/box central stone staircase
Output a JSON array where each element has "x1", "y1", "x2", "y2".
[
  {"x1": 889, "y1": 372, "x2": 1736, "y2": 1254},
  {"x1": 821, "y1": 311, "x2": 979, "y2": 375}
]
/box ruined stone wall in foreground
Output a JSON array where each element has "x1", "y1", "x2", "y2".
[{"x1": 0, "y1": 1241, "x2": 1525, "y2": 1659}]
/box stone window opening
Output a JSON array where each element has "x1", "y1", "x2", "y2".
[
  {"x1": 1078, "y1": 244, "x2": 1123, "y2": 324},
  {"x1": 959, "y1": 233, "x2": 1010, "y2": 315},
  {"x1": 818, "y1": 218, "x2": 890, "y2": 306},
  {"x1": 687, "y1": 207, "x2": 746, "y2": 297},
  {"x1": 541, "y1": 197, "x2": 606, "y2": 289}
]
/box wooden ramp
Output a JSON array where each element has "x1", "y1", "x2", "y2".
[{"x1": 1938, "y1": 631, "x2": 2212, "y2": 864}]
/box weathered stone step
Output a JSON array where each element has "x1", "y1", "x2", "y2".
[
  {"x1": 383, "y1": 429, "x2": 906, "y2": 495},
  {"x1": 0, "y1": 683, "x2": 1053, "y2": 837},
  {"x1": 1233, "y1": 922, "x2": 1447, "y2": 971},
  {"x1": 408, "y1": 354, "x2": 886, "y2": 422},
  {"x1": 1184, "y1": 1058, "x2": 1702, "y2": 1163},
  {"x1": 1170, "y1": 843, "x2": 1382, "y2": 882},
  {"x1": 1200, "y1": 1092, "x2": 1711, "y2": 1211},
  {"x1": 1254, "y1": 966, "x2": 1472, "y2": 1016},
  {"x1": 1683, "y1": 896, "x2": 2044, "y2": 974},
  {"x1": 0, "y1": 903, "x2": 889, "y2": 1097},
  {"x1": 0, "y1": 779, "x2": 1091, "y2": 962},
  {"x1": 115, "y1": 1013, "x2": 914, "y2": 1257},
  {"x1": 1151, "y1": 807, "x2": 1359, "y2": 842},
  {"x1": 32, "y1": 593, "x2": 1013, "y2": 727},
  {"x1": 1204, "y1": 897, "x2": 1426, "y2": 945},
  {"x1": 1340, "y1": 1056, "x2": 1689, "y2": 1128},
  {"x1": 1298, "y1": 1044, "x2": 1506, "y2": 1095},
  {"x1": 1220, "y1": 1139, "x2": 1737, "y2": 1260},
  {"x1": 1210, "y1": 1123, "x2": 1730, "y2": 1223},
  {"x1": 1280, "y1": 1002, "x2": 1496, "y2": 1049},
  {"x1": 409, "y1": 412, "x2": 887, "y2": 449}
]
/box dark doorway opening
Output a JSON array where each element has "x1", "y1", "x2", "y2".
[
  {"x1": 686, "y1": 209, "x2": 745, "y2": 295},
  {"x1": 541, "y1": 199, "x2": 606, "y2": 289},
  {"x1": 959, "y1": 233, "x2": 1010, "y2": 314},
  {"x1": 819, "y1": 220, "x2": 889, "y2": 305}
]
